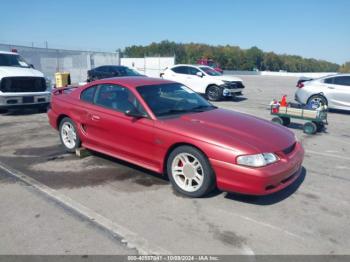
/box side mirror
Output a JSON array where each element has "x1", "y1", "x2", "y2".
[
  {"x1": 29, "y1": 64, "x2": 35, "y2": 69},
  {"x1": 125, "y1": 109, "x2": 146, "y2": 119},
  {"x1": 196, "y1": 72, "x2": 204, "y2": 77}
]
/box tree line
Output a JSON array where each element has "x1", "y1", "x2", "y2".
[{"x1": 123, "y1": 40, "x2": 348, "y2": 73}]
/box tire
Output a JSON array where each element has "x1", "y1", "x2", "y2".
[
  {"x1": 0, "y1": 108, "x2": 8, "y2": 114},
  {"x1": 37, "y1": 104, "x2": 48, "y2": 113},
  {"x1": 281, "y1": 117, "x2": 291, "y2": 126},
  {"x1": 59, "y1": 117, "x2": 81, "y2": 152},
  {"x1": 307, "y1": 94, "x2": 328, "y2": 109},
  {"x1": 315, "y1": 122, "x2": 324, "y2": 132},
  {"x1": 272, "y1": 117, "x2": 283, "y2": 125},
  {"x1": 167, "y1": 145, "x2": 216, "y2": 198},
  {"x1": 303, "y1": 121, "x2": 317, "y2": 135},
  {"x1": 206, "y1": 85, "x2": 223, "y2": 101}
]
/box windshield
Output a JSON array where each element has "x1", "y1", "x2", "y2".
[
  {"x1": 199, "y1": 66, "x2": 222, "y2": 76},
  {"x1": 137, "y1": 83, "x2": 216, "y2": 117},
  {"x1": 0, "y1": 54, "x2": 30, "y2": 68}
]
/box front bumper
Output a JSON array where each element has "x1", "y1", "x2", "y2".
[
  {"x1": 211, "y1": 142, "x2": 304, "y2": 195},
  {"x1": 0, "y1": 92, "x2": 51, "y2": 109},
  {"x1": 222, "y1": 87, "x2": 244, "y2": 97}
]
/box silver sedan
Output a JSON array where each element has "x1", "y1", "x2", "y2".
[{"x1": 295, "y1": 74, "x2": 350, "y2": 111}]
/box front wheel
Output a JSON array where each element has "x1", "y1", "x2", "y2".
[
  {"x1": 206, "y1": 85, "x2": 223, "y2": 101},
  {"x1": 167, "y1": 146, "x2": 215, "y2": 198},
  {"x1": 59, "y1": 117, "x2": 81, "y2": 152}
]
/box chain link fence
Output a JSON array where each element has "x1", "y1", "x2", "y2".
[{"x1": 0, "y1": 43, "x2": 120, "y2": 83}]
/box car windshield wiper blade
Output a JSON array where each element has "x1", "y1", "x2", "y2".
[
  {"x1": 157, "y1": 109, "x2": 192, "y2": 116},
  {"x1": 191, "y1": 105, "x2": 217, "y2": 112}
]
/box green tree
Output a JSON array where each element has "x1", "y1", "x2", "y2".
[
  {"x1": 339, "y1": 62, "x2": 350, "y2": 73},
  {"x1": 123, "y1": 41, "x2": 340, "y2": 72}
]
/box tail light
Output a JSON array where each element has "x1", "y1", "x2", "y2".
[{"x1": 297, "y1": 82, "x2": 304, "y2": 88}]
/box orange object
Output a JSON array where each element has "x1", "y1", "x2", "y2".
[{"x1": 280, "y1": 95, "x2": 287, "y2": 107}]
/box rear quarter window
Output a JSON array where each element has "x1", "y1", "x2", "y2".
[
  {"x1": 81, "y1": 86, "x2": 96, "y2": 103},
  {"x1": 171, "y1": 66, "x2": 188, "y2": 74}
]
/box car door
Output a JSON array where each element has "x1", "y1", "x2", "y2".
[
  {"x1": 184, "y1": 66, "x2": 207, "y2": 94},
  {"x1": 324, "y1": 76, "x2": 350, "y2": 109},
  {"x1": 80, "y1": 83, "x2": 159, "y2": 169},
  {"x1": 166, "y1": 66, "x2": 190, "y2": 85}
]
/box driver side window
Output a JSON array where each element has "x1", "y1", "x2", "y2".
[
  {"x1": 94, "y1": 84, "x2": 146, "y2": 114},
  {"x1": 188, "y1": 67, "x2": 200, "y2": 75}
]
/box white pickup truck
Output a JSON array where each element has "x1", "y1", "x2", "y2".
[{"x1": 0, "y1": 50, "x2": 51, "y2": 113}]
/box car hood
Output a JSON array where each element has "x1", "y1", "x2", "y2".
[
  {"x1": 159, "y1": 108, "x2": 295, "y2": 154},
  {"x1": 212, "y1": 75, "x2": 243, "y2": 82},
  {"x1": 0, "y1": 66, "x2": 44, "y2": 78}
]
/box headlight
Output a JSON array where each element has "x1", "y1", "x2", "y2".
[
  {"x1": 45, "y1": 77, "x2": 52, "y2": 91},
  {"x1": 236, "y1": 153, "x2": 279, "y2": 167}
]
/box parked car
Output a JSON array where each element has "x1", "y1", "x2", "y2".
[
  {"x1": 87, "y1": 65, "x2": 143, "y2": 82},
  {"x1": 48, "y1": 77, "x2": 304, "y2": 198},
  {"x1": 296, "y1": 77, "x2": 313, "y2": 88},
  {"x1": 295, "y1": 74, "x2": 350, "y2": 110},
  {"x1": 196, "y1": 58, "x2": 223, "y2": 74},
  {"x1": 0, "y1": 50, "x2": 50, "y2": 113},
  {"x1": 161, "y1": 64, "x2": 244, "y2": 101}
]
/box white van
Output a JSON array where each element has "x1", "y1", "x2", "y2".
[{"x1": 0, "y1": 50, "x2": 51, "y2": 112}]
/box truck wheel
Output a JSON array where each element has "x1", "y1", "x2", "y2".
[
  {"x1": 167, "y1": 146, "x2": 216, "y2": 198},
  {"x1": 206, "y1": 85, "x2": 223, "y2": 101},
  {"x1": 303, "y1": 122, "x2": 317, "y2": 135}
]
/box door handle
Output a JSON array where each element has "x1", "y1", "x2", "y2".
[
  {"x1": 91, "y1": 115, "x2": 101, "y2": 121},
  {"x1": 327, "y1": 86, "x2": 335, "y2": 89}
]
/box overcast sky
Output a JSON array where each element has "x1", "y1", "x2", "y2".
[{"x1": 0, "y1": 0, "x2": 349, "y2": 64}]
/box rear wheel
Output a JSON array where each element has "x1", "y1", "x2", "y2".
[
  {"x1": 307, "y1": 95, "x2": 327, "y2": 109},
  {"x1": 206, "y1": 85, "x2": 223, "y2": 101},
  {"x1": 167, "y1": 146, "x2": 215, "y2": 198},
  {"x1": 59, "y1": 117, "x2": 81, "y2": 152}
]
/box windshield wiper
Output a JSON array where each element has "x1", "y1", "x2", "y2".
[
  {"x1": 191, "y1": 105, "x2": 217, "y2": 112},
  {"x1": 157, "y1": 109, "x2": 192, "y2": 116}
]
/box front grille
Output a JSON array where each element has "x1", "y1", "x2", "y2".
[
  {"x1": 225, "y1": 81, "x2": 245, "y2": 89},
  {"x1": 283, "y1": 143, "x2": 296, "y2": 155},
  {"x1": 0, "y1": 77, "x2": 46, "y2": 93}
]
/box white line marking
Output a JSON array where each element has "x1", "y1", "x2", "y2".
[
  {"x1": 218, "y1": 208, "x2": 304, "y2": 240},
  {"x1": 306, "y1": 150, "x2": 350, "y2": 161},
  {"x1": 236, "y1": 214, "x2": 304, "y2": 240},
  {"x1": 0, "y1": 161, "x2": 169, "y2": 255}
]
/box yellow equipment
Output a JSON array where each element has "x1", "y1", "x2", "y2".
[{"x1": 55, "y1": 72, "x2": 71, "y2": 88}]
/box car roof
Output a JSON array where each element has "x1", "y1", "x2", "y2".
[
  {"x1": 88, "y1": 76, "x2": 175, "y2": 89},
  {"x1": 0, "y1": 51, "x2": 18, "y2": 55},
  {"x1": 171, "y1": 64, "x2": 204, "y2": 68},
  {"x1": 94, "y1": 65, "x2": 127, "y2": 69}
]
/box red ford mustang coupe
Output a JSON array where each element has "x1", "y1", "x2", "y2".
[{"x1": 48, "y1": 77, "x2": 304, "y2": 197}]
